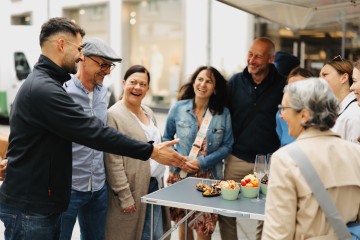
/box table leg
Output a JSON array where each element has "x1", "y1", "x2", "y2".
[
  {"x1": 150, "y1": 204, "x2": 154, "y2": 240},
  {"x1": 188, "y1": 211, "x2": 204, "y2": 227},
  {"x1": 185, "y1": 209, "x2": 188, "y2": 240},
  {"x1": 159, "y1": 210, "x2": 196, "y2": 240}
]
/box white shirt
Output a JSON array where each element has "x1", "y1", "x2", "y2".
[
  {"x1": 131, "y1": 112, "x2": 165, "y2": 186},
  {"x1": 332, "y1": 92, "x2": 360, "y2": 143}
]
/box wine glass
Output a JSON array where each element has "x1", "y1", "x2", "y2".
[
  {"x1": 266, "y1": 153, "x2": 272, "y2": 176},
  {"x1": 252, "y1": 154, "x2": 267, "y2": 202}
]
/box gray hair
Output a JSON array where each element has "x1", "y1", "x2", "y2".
[{"x1": 285, "y1": 78, "x2": 339, "y2": 130}]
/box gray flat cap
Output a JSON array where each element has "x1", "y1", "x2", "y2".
[{"x1": 82, "y1": 37, "x2": 122, "y2": 62}]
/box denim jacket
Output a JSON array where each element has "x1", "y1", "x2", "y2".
[{"x1": 163, "y1": 99, "x2": 233, "y2": 179}]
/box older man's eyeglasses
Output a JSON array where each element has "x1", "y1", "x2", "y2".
[
  {"x1": 331, "y1": 55, "x2": 345, "y2": 64},
  {"x1": 87, "y1": 56, "x2": 116, "y2": 71},
  {"x1": 278, "y1": 104, "x2": 293, "y2": 113}
]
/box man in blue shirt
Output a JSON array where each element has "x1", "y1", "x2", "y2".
[{"x1": 60, "y1": 37, "x2": 120, "y2": 240}]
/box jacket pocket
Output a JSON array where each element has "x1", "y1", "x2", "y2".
[{"x1": 176, "y1": 121, "x2": 192, "y2": 139}]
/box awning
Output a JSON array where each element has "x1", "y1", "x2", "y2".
[{"x1": 217, "y1": 0, "x2": 360, "y2": 30}]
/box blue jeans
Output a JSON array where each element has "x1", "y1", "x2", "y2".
[
  {"x1": 60, "y1": 184, "x2": 108, "y2": 240},
  {"x1": 0, "y1": 203, "x2": 61, "y2": 240},
  {"x1": 141, "y1": 178, "x2": 163, "y2": 240}
]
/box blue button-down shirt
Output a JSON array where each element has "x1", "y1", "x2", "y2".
[{"x1": 63, "y1": 76, "x2": 108, "y2": 192}]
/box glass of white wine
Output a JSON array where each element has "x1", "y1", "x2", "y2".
[
  {"x1": 252, "y1": 154, "x2": 267, "y2": 202},
  {"x1": 266, "y1": 153, "x2": 272, "y2": 177}
]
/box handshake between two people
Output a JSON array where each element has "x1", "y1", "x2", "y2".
[{"x1": 150, "y1": 139, "x2": 199, "y2": 172}]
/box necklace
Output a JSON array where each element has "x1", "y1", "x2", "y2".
[{"x1": 194, "y1": 108, "x2": 207, "y2": 127}]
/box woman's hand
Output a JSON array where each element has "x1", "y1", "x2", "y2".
[
  {"x1": 122, "y1": 204, "x2": 136, "y2": 213},
  {"x1": 181, "y1": 159, "x2": 200, "y2": 174}
]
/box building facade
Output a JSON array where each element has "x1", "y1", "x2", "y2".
[{"x1": 1, "y1": 0, "x2": 253, "y2": 108}]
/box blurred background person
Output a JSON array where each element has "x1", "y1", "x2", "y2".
[
  {"x1": 263, "y1": 78, "x2": 360, "y2": 239},
  {"x1": 276, "y1": 67, "x2": 314, "y2": 147},
  {"x1": 164, "y1": 66, "x2": 233, "y2": 240},
  {"x1": 60, "y1": 38, "x2": 121, "y2": 240},
  {"x1": 320, "y1": 56, "x2": 360, "y2": 143},
  {"x1": 351, "y1": 59, "x2": 360, "y2": 108},
  {"x1": 273, "y1": 51, "x2": 300, "y2": 79},
  {"x1": 104, "y1": 65, "x2": 182, "y2": 240}
]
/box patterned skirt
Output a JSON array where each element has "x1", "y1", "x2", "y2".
[{"x1": 167, "y1": 171, "x2": 218, "y2": 236}]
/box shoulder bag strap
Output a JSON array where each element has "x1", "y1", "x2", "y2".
[
  {"x1": 179, "y1": 108, "x2": 213, "y2": 179},
  {"x1": 287, "y1": 144, "x2": 352, "y2": 240}
]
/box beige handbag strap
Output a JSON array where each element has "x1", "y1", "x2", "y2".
[{"x1": 179, "y1": 108, "x2": 213, "y2": 179}]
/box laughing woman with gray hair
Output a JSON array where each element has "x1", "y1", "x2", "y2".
[{"x1": 263, "y1": 78, "x2": 360, "y2": 239}]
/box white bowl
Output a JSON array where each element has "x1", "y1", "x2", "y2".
[
  {"x1": 240, "y1": 185, "x2": 259, "y2": 198},
  {"x1": 221, "y1": 188, "x2": 240, "y2": 200}
]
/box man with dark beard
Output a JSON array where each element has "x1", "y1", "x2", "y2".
[
  {"x1": 218, "y1": 37, "x2": 285, "y2": 240},
  {"x1": 0, "y1": 17, "x2": 193, "y2": 240}
]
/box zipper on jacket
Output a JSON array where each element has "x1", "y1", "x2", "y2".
[{"x1": 48, "y1": 158, "x2": 52, "y2": 198}]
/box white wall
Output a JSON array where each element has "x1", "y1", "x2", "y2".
[
  {"x1": 184, "y1": 0, "x2": 253, "y2": 80},
  {"x1": 211, "y1": 1, "x2": 254, "y2": 78},
  {"x1": 184, "y1": 0, "x2": 208, "y2": 80},
  {"x1": 2, "y1": 0, "x2": 254, "y2": 100}
]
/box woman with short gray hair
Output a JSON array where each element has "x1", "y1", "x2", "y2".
[
  {"x1": 263, "y1": 78, "x2": 360, "y2": 239},
  {"x1": 284, "y1": 77, "x2": 339, "y2": 131}
]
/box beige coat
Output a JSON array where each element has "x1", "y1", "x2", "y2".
[
  {"x1": 263, "y1": 129, "x2": 360, "y2": 240},
  {"x1": 104, "y1": 101, "x2": 170, "y2": 240}
]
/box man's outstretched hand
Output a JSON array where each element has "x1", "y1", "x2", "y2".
[{"x1": 151, "y1": 139, "x2": 199, "y2": 171}]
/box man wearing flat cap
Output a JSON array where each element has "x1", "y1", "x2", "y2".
[{"x1": 60, "y1": 37, "x2": 121, "y2": 240}]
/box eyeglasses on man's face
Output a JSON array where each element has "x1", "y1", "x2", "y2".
[
  {"x1": 86, "y1": 56, "x2": 116, "y2": 71},
  {"x1": 65, "y1": 40, "x2": 83, "y2": 53},
  {"x1": 278, "y1": 104, "x2": 293, "y2": 114}
]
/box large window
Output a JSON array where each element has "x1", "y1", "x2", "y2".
[
  {"x1": 11, "y1": 13, "x2": 32, "y2": 25},
  {"x1": 125, "y1": 0, "x2": 184, "y2": 106}
]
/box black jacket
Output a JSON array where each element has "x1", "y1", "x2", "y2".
[
  {"x1": 228, "y1": 64, "x2": 285, "y2": 162},
  {"x1": 0, "y1": 55, "x2": 153, "y2": 213}
]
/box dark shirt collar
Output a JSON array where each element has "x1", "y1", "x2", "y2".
[
  {"x1": 35, "y1": 54, "x2": 72, "y2": 84},
  {"x1": 243, "y1": 63, "x2": 278, "y2": 87}
]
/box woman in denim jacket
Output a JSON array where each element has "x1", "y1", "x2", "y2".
[{"x1": 164, "y1": 66, "x2": 233, "y2": 240}]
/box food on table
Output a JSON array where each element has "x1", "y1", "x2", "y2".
[
  {"x1": 196, "y1": 181, "x2": 221, "y2": 197},
  {"x1": 219, "y1": 180, "x2": 240, "y2": 190},
  {"x1": 261, "y1": 174, "x2": 268, "y2": 185},
  {"x1": 202, "y1": 187, "x2": 221, "y2": 197},
  {"x1": 196, "y1": 182, "x2": 212, "y2": 192},
  {"x1": 220, "y1": 180, "x2": 240, "y2": 200},
  {"x1": 240, "y1": 174, "x2": 259, "y2": 187}
]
